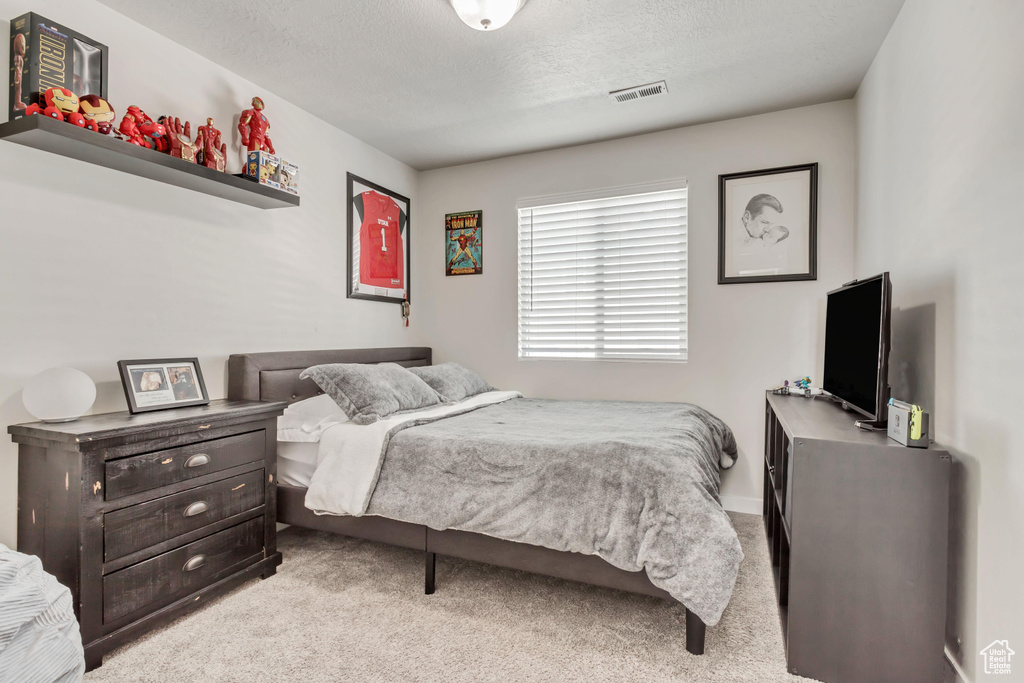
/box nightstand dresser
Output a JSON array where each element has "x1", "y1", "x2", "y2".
[{"x1": 9, "y1": 399, "x2": 286, "y2": 671}]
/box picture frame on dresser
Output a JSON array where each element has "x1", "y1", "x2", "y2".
[
  {"x1": 346, "y1": 172, "x2": 411, "y2": 305},
  {"x1": 117, "y1": 358, "x2": 209, "y2": 414}
]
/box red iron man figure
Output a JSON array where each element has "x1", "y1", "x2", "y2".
[
  {"x1": 12, "y1": 33, "x2": 26, "y2": 112},
  {"x1": 238, "y1": 96, "x2": 275, "y2": 154},
  {"x1": 195, "y1": 117, "x2": 228, "y2": 171},
  {"x1": 78, "y1": 95, "x2": 116, "y2": 134},
  {"x1": 119, "y1": 105, "x2": 166, "y2": 150},
  {"x1": 26, "y1": 87, "x2": 86, "y2": 127}
]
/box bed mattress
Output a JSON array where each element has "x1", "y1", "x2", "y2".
[{"x1": 277, "y1": 441, "x2": 317, "y2": 488}]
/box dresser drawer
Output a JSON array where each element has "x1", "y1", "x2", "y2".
[
  {"x1": 105, "y1": 430, "x2": 265, "y2": 500},
  {"x1": 104, "y1": 470, "x2": 265, "y2": 562},
  {"x1": 103, "y1": 516, "x2": 264, "y2": 624}
]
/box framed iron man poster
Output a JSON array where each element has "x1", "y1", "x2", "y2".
[
  {"x1": 445, "y1": 210, "x2": 483, "y2": 276},
  {"x1": 347, "y1": 173, "x2": 411, "y2": 304}
]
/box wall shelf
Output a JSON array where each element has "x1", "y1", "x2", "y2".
[{"x1": 0, "y1": 115, "x2": 299, "y2": 210}]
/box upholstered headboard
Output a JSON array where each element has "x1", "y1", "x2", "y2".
[{"x1": 227, "y1": 347, "x2": 432, "y2": 404}]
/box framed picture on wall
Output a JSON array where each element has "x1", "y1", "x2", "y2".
[
  {"x1": 718, "y1": 163, "x2": 818, "y2": 284},
  {"x1": 445, "y1": 210, "x2": 483, "y2": 276},
  {"x1": 347, "y1": 173, "x2": 410, "y2": 304},
  {"x1": 117, "y1": 358, "x2": 209, "y2": 414}
]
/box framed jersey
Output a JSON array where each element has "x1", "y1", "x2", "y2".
[{"x1": 346, "y1": 173, "x2": 411, "y2": 304}]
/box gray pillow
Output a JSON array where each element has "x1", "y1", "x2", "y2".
[
  {"x1": 409, "y1": 363, "x2": 494, "y2": 402},
  {"x1": 299, "y1": 363, "x2": 442, "y2": 425}
]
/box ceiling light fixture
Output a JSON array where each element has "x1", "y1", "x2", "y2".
[{"x1": 450, "y1": 0, "x2": 525, "y2": 31}]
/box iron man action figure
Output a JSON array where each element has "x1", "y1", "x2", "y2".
[
  {"x1": 12, "y1": 33, "x2": 26, "y2": 112},
  {"x1": 195, "y1": 118, "x2": 227, "y2": 171},
  {"x1": 238, "y1": 96, "x2": 275, "y2": 154},
  {"x1": 119, "y1": 105, "x2": 166, "y2": 150}
]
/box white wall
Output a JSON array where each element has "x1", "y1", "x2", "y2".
[
  {"x1": 414, "y1": 101, "x2": 857, "y2": 511},
  {"x1": 0, "y1": 0, "x2": 418, "y2": 547},
  {"x1": 855, "y1": 1, "x2": 1024, "y2": 679}
]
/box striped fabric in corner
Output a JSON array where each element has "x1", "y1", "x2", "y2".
[{"x1": 0, "y1": 544, "x2": 85, "y2": 683}]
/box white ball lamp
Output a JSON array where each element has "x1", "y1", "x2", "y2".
[
  {"x1": 450, "y1": 0, "x2": 526, "y2": 30},
  {"x1": 22, "y1": 368, "x2": 97, "y2": 423}
]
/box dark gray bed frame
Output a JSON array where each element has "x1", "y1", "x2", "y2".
[{"x1": 227, "y1": 347, "x2": 707, "y2": 655}]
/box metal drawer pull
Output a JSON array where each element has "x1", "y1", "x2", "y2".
[
  {"x1": 184, "y1": 501, "x2": 209, "y2": 517},
  {"x1": 184, "y1": 454, "x2": 210, "y2": 468},
  {"x1": 182, "y1": 555, "x2": 206, "y2": 572}
]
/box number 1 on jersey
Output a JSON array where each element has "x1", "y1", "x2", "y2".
[{"x1": 380, "y1": 227, "x2": 388, "y2": 251}]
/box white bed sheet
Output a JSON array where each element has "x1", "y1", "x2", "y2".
[{"x1": 277, "y1": 441, "x2": 319, "y2": 487}]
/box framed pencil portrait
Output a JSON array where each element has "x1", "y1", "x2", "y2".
[
  {"x1": 718, "y1": 163, "x2": 818, "y2": 284},
  {"x1": 117, "y1": 358, "x2": 209, "y2": 414},
  {"x1": 347, "y1": 173, "x2": 411, "y2": 304}
]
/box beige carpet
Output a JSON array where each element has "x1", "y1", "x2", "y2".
[{"x1": 86, "y1": 512, "x2": 812, "y2": 682}]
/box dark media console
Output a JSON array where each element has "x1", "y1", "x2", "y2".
[{"x1": 763, "y1": 391, "x2": 949, "y2": 683}]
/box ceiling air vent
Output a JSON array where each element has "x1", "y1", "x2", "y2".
[{"x1": 609, "y1": 80, "x2": 668, "y2": 103}]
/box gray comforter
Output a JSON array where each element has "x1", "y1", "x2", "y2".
[{"x1": 364, "y1": 398, "x2": 743, "y2": 626}]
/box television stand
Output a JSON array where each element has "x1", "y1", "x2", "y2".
[{"x1": 763, "y1": 391, "x2": 948, "y2": 682}]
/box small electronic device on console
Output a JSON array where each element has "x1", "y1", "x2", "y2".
[{"x1": 886, "y1": 399, "x2": 930, "y2": 447}]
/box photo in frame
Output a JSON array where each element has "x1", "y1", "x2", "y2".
[
  {"x1": 718, "y1": 163, "x2": 818, "y2": 284},
  {"x1": 347, "y1": 172, "x2": 410, "y2": 304},
  {"x1": 445, "y1": 210, "x2": 483, "y2": 276},
  {"x1": 117, "y1": 358, "x2": 209, "y2": 414}
]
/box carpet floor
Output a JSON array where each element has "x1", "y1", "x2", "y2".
[{"x1": 85, "y1": 512, "x2": 812, "y2": 682}]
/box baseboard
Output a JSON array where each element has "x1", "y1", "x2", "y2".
[
  {"x1": 945, "y1": 646, "x2": 971, "y2": 683},
  {"x1": 721, "y1": 495, "x2": 762, "y2": 515}
]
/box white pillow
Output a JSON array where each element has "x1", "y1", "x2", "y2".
[{"x1": 277, "y1": 394, "x2": 349, "y2": 442}]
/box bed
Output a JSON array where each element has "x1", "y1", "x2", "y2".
[{"x1": 227, "y1": 347, "x2": 741, "y2": 655}]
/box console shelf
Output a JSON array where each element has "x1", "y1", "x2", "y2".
[
  {"x1": 0, "y1": 115, "x2": 299, "y2": 209},
  {"x1": 763, "y1": 392, "x2": 950, "y2": 683}
]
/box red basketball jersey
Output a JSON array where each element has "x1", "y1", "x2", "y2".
[{"x1": 359, "y1": 191, "x2": 405, "y2": 289}]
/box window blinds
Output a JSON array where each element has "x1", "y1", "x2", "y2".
[{"x1": 518, "y1": 185, "x2": 688, "y2": 361}]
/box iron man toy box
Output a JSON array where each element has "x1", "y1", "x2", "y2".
[{"x1": 9, "y1": 12, "x2": 108, "y2": 121}]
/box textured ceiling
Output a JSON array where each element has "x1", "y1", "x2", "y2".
[{"x1": 96, "y1": 0, "x2": 904, "y2": 170}]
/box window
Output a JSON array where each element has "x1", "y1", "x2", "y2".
[{"x1": 517, "y1": 183, "x2": 688, "y2": 362}]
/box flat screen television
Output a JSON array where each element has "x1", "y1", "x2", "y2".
[{"x1": 822, "y1": 272, "x2": 892, "y2": 422}]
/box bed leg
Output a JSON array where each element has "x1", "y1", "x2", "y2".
[
  {"x1": 685, "y1": 609, "x2": 706, "y2": 655},
  {"x1": 425, "y1": 551, "x2": 436, "y2": 595}
]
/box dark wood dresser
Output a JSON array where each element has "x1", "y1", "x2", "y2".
[{"x1": 9, "y1": 399, "x2": 286, "y2": 671}]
